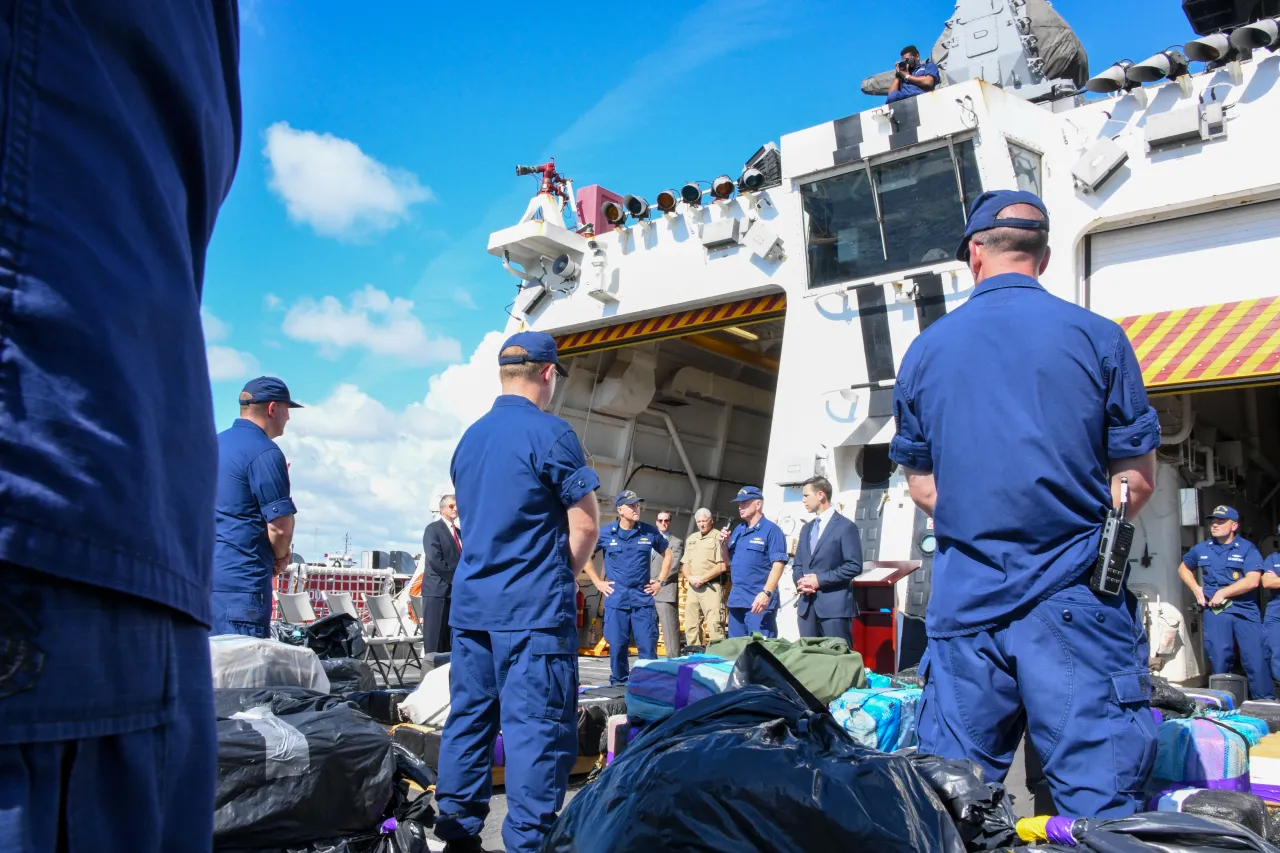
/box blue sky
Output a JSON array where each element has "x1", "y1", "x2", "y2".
[{"x1": 205, "y1": 0, "x2": 1202, "y2": 556}]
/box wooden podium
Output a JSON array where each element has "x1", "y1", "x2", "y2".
[{"x1": 850, "y1": 560, "x2": 921, "y2": 674}]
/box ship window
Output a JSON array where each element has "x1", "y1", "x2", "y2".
[
  {"x1": 856, "y1": 444, "x2": 895, "y2": 488},
  {"x1": 1007, "y1": 141, "x2": 1042, "y2": 196},
  {"x1": 802, "y1": 139, "x2": 981, "y2": 289}
]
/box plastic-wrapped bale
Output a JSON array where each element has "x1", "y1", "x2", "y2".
[
  {"x1": 390, "y1": 724, "x2": 442, "y2": 770},
  {"x1": 623, "y1": 654, "x2": 734, "y2": 724},
  {"x1": 1202, "y1": 712, "x2": 1272, "y2": 745},
  {"x1": 323, "y1": 658, "x2": 377, "y2": 696},
  {"x1": 543, "y1": 685, "x2": 965, "y2": 853},
  {"x1": 348, "y1": 689, "x2": 414, "y2": 726},
  {"x1": 829, "y1": 686, "x2": 923, "y2": 752},
  {"x1": 211, "y1": 636, "x2": 331, "y2": 692},
  {"x1": 1148, "y1": 717, "x2": 1252, "y2": 799},
  {"x1": 214, "y1": 693, "x2": 395, "y2": 848},
  {"x1": 1017, "y1": 811, "x2": 1277, "y2": 851},
  {"x1": 1177, "y1": 686, "x2": 1238, "y2": 711},
  {"x1": 578, "y1": 687, "x2": 627, "y2": 757},
  {"x1": 1250, "y1": 732, "x2": 1280, "y2": 804},
  {"x1": 1242, "y1": 701, "x2": 1280, "y2": 734},
  {"x1": 1151, "y1": 788, "x2": 1272, "y2": 839},
  {"x1": 1211, "y1": 673, "x2": 1250, "y2": 708}
]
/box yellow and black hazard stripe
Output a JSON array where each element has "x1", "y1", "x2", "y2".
[
  {"x1": 1119, "y1": 296, "x2": 1280, "y2": 392},
  {"x1": 554, "y1": 293, "x2": 786, "y2": 356}
]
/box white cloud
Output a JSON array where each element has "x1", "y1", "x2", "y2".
[
  {"x1": 264, "y1": 293, "x2": 284, "y2": 311},
  {"x1": 277, "y1": 332, "x2": 505, "y2": 555},
  {"x1": 207, "y1": 345, "x2": 261, "y2": 382},
  {"x1": 452, "y1": 287, "x2": 478, "y2": 310},
  {"x1": 282, "y1": 284, "x2": 462, "y2": 365},
  {"x1": 264, "y1": 121, "x2": 433, "y2": 240},
  {"x1": 201, "y1": 309, "x2": 259, "y2": 381},
  {"x1": 201, "y1": 308, "x2": 231, "y2": 342}
]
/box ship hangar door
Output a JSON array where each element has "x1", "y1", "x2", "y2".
[
  {"x1": 551, "y1": 292, "x2": 786, "y2": 534},
  {"x1": 1087, "y1": 200, "x2": 1280, "y2": 395}
]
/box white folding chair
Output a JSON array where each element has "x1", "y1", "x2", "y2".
[
  {"x1": 365, "y1": 593, "x2": 423, "y2": 686},
  {"x1": 276, "y1": 591, "x2": 317, "y2": 625},
  {"x1": 323, "y1": 591, "x2": 361, "y2": 620},
  {"x1": 323, "y1": 590, "x2": 404, "y2": 684}
]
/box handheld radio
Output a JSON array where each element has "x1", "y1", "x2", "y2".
[{"x1": 1089, "y1": 476, "x2": 1136, "y2": 597}]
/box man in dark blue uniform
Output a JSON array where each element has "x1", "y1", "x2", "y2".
[
  {"x1": 0, "y1": 5, "x2": 240, "y2": 852},
  {"x1": 435, "y1": 331, "x2": 601, "y2": 853},
  {"x1": 1179, "y1": 506, "x2": 1272, "y2": 700},
  {"x1": 1261, "y1": 528, "x2": 1280, "y2": 684},
  {"x1": 212, "y1": 377, "x2": 303, "y2": 638},
  {"x1": 583, "y1": 490, "x2": 672, "y2": 685},
  {"x1": 887, "y1": 44, "x2": 940, "y2": 104},
  {"x1": 889, "y1": 190, "x2": 1162, "y2": 818},
  {"x1": 719, "y1": 486, "x2": 789, "y2": 638}
]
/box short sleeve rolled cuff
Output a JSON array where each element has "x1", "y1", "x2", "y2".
[
  {"x1": 889, "y1": 374, "x2": 933, "y2": 473},
  {"x1": 767, "y1": 526, "x2": 789, "y2": 565},
  {"x1": 262, "y1": 496, "x2": 297, "y2": 522},
  {"x1": 560, "y1": 465, "x2": 600, "y2": 507},
  {"x1": 1107, "y1": 406, "x2": 1162, "y2": 460}
]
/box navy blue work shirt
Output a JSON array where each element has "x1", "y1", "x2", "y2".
[
  {"x1": 1266, "y1": 552, "x2": 1280, "y2": 622},
  {"x1": 895, "y1": 60, "x2": 940, "y2": 99},
  {"x1": 889, "y1": 272, "x2": 1161, "y2": 638},
  {"x1": 726, "y1": 518, "x2": 789, "y2": 610},
  {"x1": 214, "y1": 420, "x2": 297, "y2": 595},
  {"x1": 449, "y1": 395, "x2": 600, "y2": 631},
  {"x1": 596, "y1": 521, "x2": 667, "y2": 610},
  {"x1": 0, "y1": 2, "x2": 241, "y2": 626},
  {"x1": 1184, "y1": 537, "x2": 1262, "y2": 617}
]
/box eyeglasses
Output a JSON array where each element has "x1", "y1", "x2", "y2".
[{"x1": 656, "y1": 517, "x2": 671, "y2": 523}]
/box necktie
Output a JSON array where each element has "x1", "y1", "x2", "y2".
[
  {"x1": 451, "y1": 524, "x2": 461, "y2": 552},
  {"x1": 809, "y1": 517, "x2": 822, "y2": 552}
]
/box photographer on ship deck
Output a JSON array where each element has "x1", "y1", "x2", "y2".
[{"x1": 887, "y1": 45, "x2": 940, "y2": 104}]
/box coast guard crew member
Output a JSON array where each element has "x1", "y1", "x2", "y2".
[
  {"x1": 583, "y1": 491, "x2": 672, "y2": 684},
  {"x1": 719, "y1": 486, "x2": 789, "y2": 638},
  {"x1": 1179, "y1": 506, "x2": 1272, "y2": 700},
  {"x1": 890, "y1": 189, "x2": 1162, "y2": 818},
  {"x1": 887, "y1": 44, "x2": 940, "y2": 104},
  {"x1": 435, "y1": 331, "x2": 601, "y2": 853},
  {"x1": 1261, "y1": 528, "x2": 1280, "y2": 683},
  {"x1": 212, "y1": 378, "x2": 302, "y2": 638},
  {"x1": 0, "y1": 4, "x2": 241, "y2": 853},
  {"x1": 793, "y1": 476, "x2": 863, "y2": 641}
]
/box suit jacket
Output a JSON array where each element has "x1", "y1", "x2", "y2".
[
  {"x1": 421, "y1": 518, "x2": 461, "y2": 598},
  {"x1": 650, "y1": 533, "x2": 684, "y2": 604},
  {"x1": 792, "y1": 511, "x2": 863, "y2": 619}
]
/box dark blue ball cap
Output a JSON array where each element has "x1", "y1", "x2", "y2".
[
  {"x1": 732, "y1": 485, "x2": 763, "y2": 503},
  {"x1": 955, "y1": 189, "x2": 1050, "y2": 262},
  {"x1": 499, "y1": 330, "x2": 568, "y2": 377},
  {"x1": 1209, "y1": 505, "x2": 1239, "y2": 522},
  {"x1": 615, "y1": 489, "x2": 642, "y2": 508},
  {"x1": 240, "y1": 376, "x2": 303, "y2": 408}
]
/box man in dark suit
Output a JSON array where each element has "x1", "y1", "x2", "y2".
[
  {"x1": 792, "y1": 476, "x2": 863, "y2": 641},
  {"x1": 420, "y1": 493, "x2": 462, "y2": 653}
]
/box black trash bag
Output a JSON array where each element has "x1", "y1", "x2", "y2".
[
  {"x1": 215, "y1": 819, "x2": 432, "y2": 853},
  {"x1": 305, "y1": 613, "x2": 368, "y2": 660},
  {"x1": 907, "y1": 755, "x2": 1018, "y2": 851},
  {"x1": 1150, "y1": 675, "x2": 1197, "y2": 718},
  {"x1": 540, "y1": 684, "x2": 965, "y2": 852},
  {"x1": 347, "y1": 689, "x2": 413, "y2": 725},
  {"x1": 392, "y1": 741, "x2": 437, "y2": 791},
  {"x1": 323, "y1": 658, "x2": 377, "y2": 695},
  {"x1": 369, "y1": 818, "x2": 431, "y2": 853},
  {"x1": 214, "y1": 687, "x2": 351, "y2": 718},
  {"x1": 214, "y1": 699, "x2": 396, "y2": 848},
  {"x1": 1069, "y1": 811, "x2": 1279, "y2": 852},
  {"x1": 1160, "y1": 789, "x2": 1272, "y2": 842},
  {"x1": 724, "y1": 641, "x2": 828, "y2": 713},
  {"x1": 272, "y1": 621, "x2": 308, "y2": 646}
]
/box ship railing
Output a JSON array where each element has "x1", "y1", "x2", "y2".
[{"x1": 272, "y1": 565, "x2": 396, "y2": 624}]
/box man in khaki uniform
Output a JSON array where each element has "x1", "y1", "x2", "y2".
[{"x1": 682, "y1": 507, "x2": 727, "y2": 645}]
